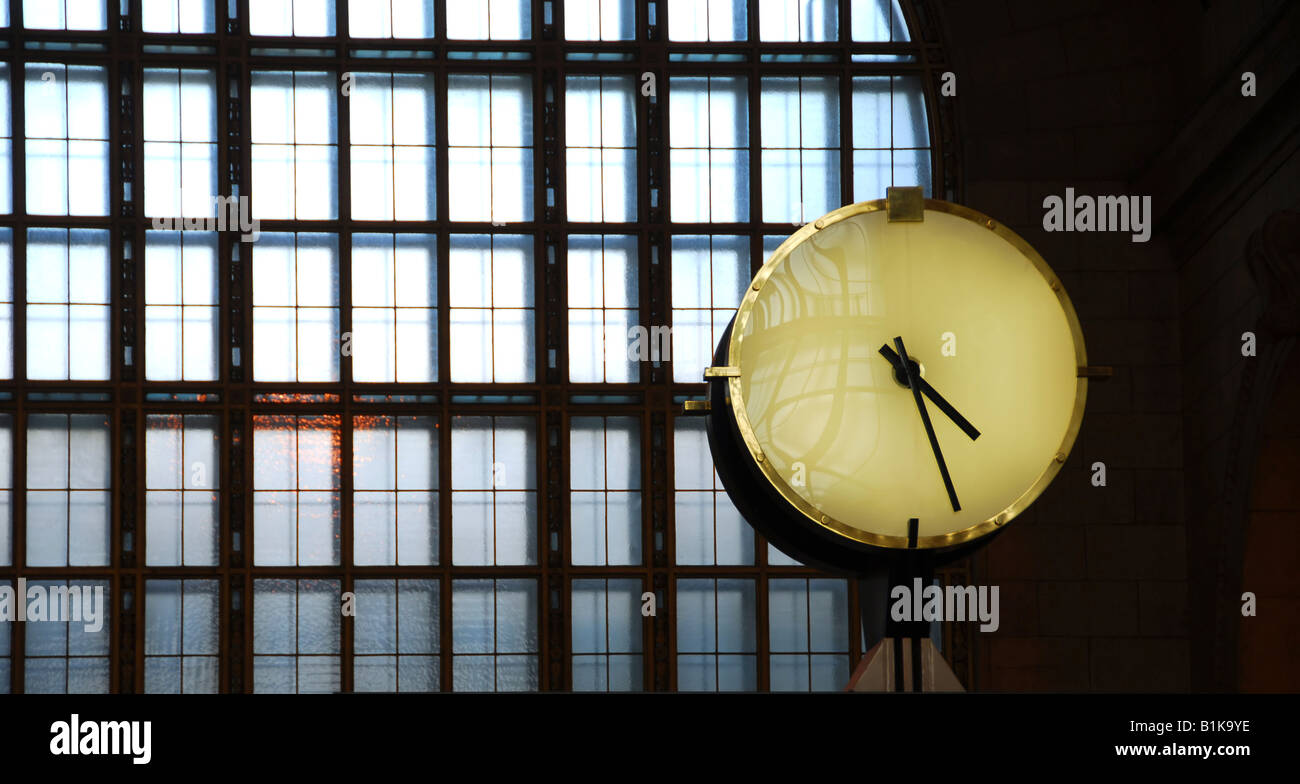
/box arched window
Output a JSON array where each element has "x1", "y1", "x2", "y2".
[{"x1": 0, "y1": 0, "x2": 951, "y2": 693}]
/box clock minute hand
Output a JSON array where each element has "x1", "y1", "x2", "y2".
[
  {"x1": 878, "y1": 344, "x2": 981, "y2": 441},
  {"x1": 892, "y1": 336, "x2": 962, "y2": 512}
]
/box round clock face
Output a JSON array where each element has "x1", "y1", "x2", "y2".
[{"x1": 723, "y1": 200, "x2": 1086, "y2": 550}]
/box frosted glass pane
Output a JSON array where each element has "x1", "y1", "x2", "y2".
[
  {"x1": 570, "y1": 493, "x2": 602, "y2": 565},
  {"x1": 250, "y1": 0, "x2": 336, "y2": 36},
  {"x1": 180, "y1": 492, "x2": 219, "y2": 565},
  {"x1": 396, "y1": 421, "x2": 437, "y2": 489},
  {"x1": 672, "y1": 418, "x2": 713, "y2": 491},
  {"x1": 252, "y1": 235, "x2": 296, "y2": 306},
  {"x1": 253, "y1": 420, "x2": 295, "y2": 490},
  {"x1": 24, "y1": 141, "x2": 68, "y2": 215},
  {"x1": 800, "y1": 148, "x2": 840, "y2": 218},
  {"x1": 297, "y1": 421, "x2": 338, "y2": 489},
  {"x1": 253, "y1": 581, "x2": 296, "y2": 654},
  {"x1": 181, "y1": 306, "x2": 219, "y2": 380},
  {"x1": 854, "y1": 147, "x2": 890, "y2": 202},
  {"x1": 68, "y1": 415, "x2": 110, "y2": 488},
  {"x1": 765, "y1": 76, "x2": 839, "y2": 148},
  {"x1": 667, "y1": 0, "x2": 746, "y2": 41},
  {"x1": 354, "y1": 656, "x2": 395, "y2": 691},
  {"x1": 570, "y1": 421, "x2": 604, "y2": 490},
  {"x1": 67, "y1": 141, "x2": 110, "y2": 215},
  {"x1": 68, "y1": 491, "x2": 110, "y2": 564},
  {"x1": 144, "y1": 491, "x2": 209, "y2": 566},
  {"x1": 892, "y1": 75, "x2": 928, "y2": 148},
  {"x1": 761, "y1": 148, "x2": 799, "y2": 222},
  {"x1": 27, "y1": 306, "x2": 68, "y2": 379},
  {"x1": 490, "y1": 147, "x2": 533, "y2": 223},
  {"x1": 24, "y1": 65, "x2": 66, "y2": 138},
  {"x1": 250, "y1": 73, "x2": 295, "y2": 144},
  {"x1": 66, "y1": 658, "x2": 111, "y2": 693},
  {"x1": 396, "y1": 492, "x2": 438, "y2": 564},
  {"x1": 446, "y1": 148, "x2": 491, "y2": 221},
  {"x1": 295, "y1": 145, "x2": 339, "y2": 219},
  {"x1": 253, "y1": 492, "x2": 297, "y2": 565},
  {"x1": 26, "y1": 417, "x2": 67, "y2": 489},
  {"x1": 353, "y1": 421, "x2": 397, "y2": 490},
  {"x1": 394, "y1": 309, "x2": 437, "y2": 382},
  {"x1": 572, "y1": 584, "x2": 603, "y2": 655},
  {"x1": 761, "y1": 78, "x2": 800, "y2": 148},
  {"x1": 770, "y1": 654, "x2": 807, "y2": 691},
  {"x1": 893, "y1": 147, "x2": 931, "y2": 193},
  {"x1": 605, "y1": 494, "x2": 641, "y2": 564},
  {"x1": 350, "y1": 236, "x2": 394, "y2": 307},
  {"x1": 768, "y1": 580, "x2": 807, "y2": 652},
  {"x1": 605, "y1": 581, "x2": 641, "y2": 652},
  {"x1": 144, "y1": 0, "x2": 217, "y2": 33},
  {"x1": 251, "y1": 144, "x2": 294, "y2": 219},
  {"x1": 605, "y1": 422, "x2": 639, "y2": 489},
  {"x1": 674, "y1": 492, "x2": 712, "y2": 565},
  {"x1": 252, "y1": 656, "x2": 295, "y2": 692},
  {"x1": 68, "y1": 231, "x2": 110, "y2": 303},
  {"x1": 675, "y1": 580, "x2": 715, "y2": 651},
  {"x1": 180, "y1": 71, "x2": 217, "y2": 141},
  {"x1": 394, "y1": 235, "x2": 438, "y2": 307},
  {"x1": 602, "y1": 149, "x2": 635, "y2": 221},
  {"x1": 495, "y1": 579, "x2": 538, "y2": 652},
  {"x1": 351, "y1": 309, "x2": 395, "y2": 381},
  {"x1": 852, "y1": 76, "x2": 891, "y2": 148},
  {"x1": 759, "y1": 0, "x2": 837, "y2": 41},
  {"x1": 451, "y1": 491, "x2": 492, "y2": 565},
  {"x1": 566, "y1": 0, "x2": 634, "y2": 40},
  {"x1": 354, "y1": 581, "x2": 397, "y2": 654},
  {"x1": 67, "y1": 67, "x2": 110, "y2": 139},
  {"x1": 0, "y1": 141, "x2": 11, "y2": 215},
  {"x1": 852, "y1": 0, "x2": 907, "y2": 41},
  {"x1": 452, "y1": 580, "x2": 494, "y2": 653},
  {"x1": 670, "y1": 148, "x2": 708, "y2": 223},
  {"x1": 668, "y1": 238, "x2": 709, "y2": 310},
  {"x1": 299, "y1": 580, "x2": 341, "y2": 654},
  {"x1": 716, "y1": 579, "x2": 756, "y2": 651},
  {"x1": 393, "y1": 146, "x2": 434, "y2": 220},
  {"x1": 66, "y1": 306, "x2": 109, "y2": 381},
  {"x1": 354, "y1": 492, "x2": 396, "y2": 565},
  {"x1": 492, "y1": 491, "x2": 537, "y2": 564},
  {"x1": 447, "y1": 0, "x2": 530, "y2": 39},
  {"x1": 253, "y1": 308, "x2": 296, "y2": 381},
  {"x1": 298, "y1": 309, "x2": 340, "y2": 381},
  {"x1": 296, "y1": 655, "x2": 341, "y2": 692},
  {"x1": 714, "y1": 495, "x2": 754, "y2": 564},
  {"x1": 145, "y1": 581, "x2": 183, "y2": 656},
  {"x1": 182, "y1": 657, "x2": 219, "y2": 693},
  {"x1": 448, "y1": 310, "x2": 490, "y2": 382},
  {"x1": 296, "y1": 236, "x2": 339, "y2": 306},
  {"x1": 25, "y1": 491, "x2": 67, "y2": 566},
  {"x1": 809, "y1": 579, "x2": 848, "y2": 651}
]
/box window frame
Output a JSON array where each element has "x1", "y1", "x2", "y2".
[{"x1": 0, "y1": 0, "x2": 963, "y2": 693}]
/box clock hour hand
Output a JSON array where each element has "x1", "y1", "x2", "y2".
[
  {"x1": 892, "y1": 337, "x2": 961, "y2": 512},
  {"x1": 878, "y1": 344, "x2": 980, "y2": 441}
]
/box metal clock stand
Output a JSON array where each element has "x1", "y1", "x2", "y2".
[{"x1": 847, "y1": 524, "x2": 967, "y2": 692}]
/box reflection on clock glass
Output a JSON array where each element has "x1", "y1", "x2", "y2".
[{"x1": 734, "y1": 209, "x2": 1082, "y2": 544}]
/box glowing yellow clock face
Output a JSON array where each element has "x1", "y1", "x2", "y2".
[{"x1": 726, "y1": 200, "x2": 1086, "y2": 549}]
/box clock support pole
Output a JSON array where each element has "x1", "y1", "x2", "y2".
[{"x1": 847, "y1": 520, "x2": 966, "y2": 692}]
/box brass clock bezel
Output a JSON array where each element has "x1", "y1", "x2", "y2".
[{"x1": 723, "y1": 198, "x2": 1089, "y2": 550}]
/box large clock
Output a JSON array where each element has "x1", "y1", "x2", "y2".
[{"x1": 701, "y1": 189, "x2": 1090, "y2": 575}]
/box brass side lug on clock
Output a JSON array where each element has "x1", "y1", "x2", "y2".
[
  {"x1": 704, "y1": 366, "x2": 741, "y2": 379},
  {"x1": 1077, "y1": 366, "x2": 1114, "y2": 379},
  {"x1": 682, "y1": 400, "x2": 711, "y2": 415},
  {"x1": 886, "y1": 186, "x2": 925, "y2": 222}
]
